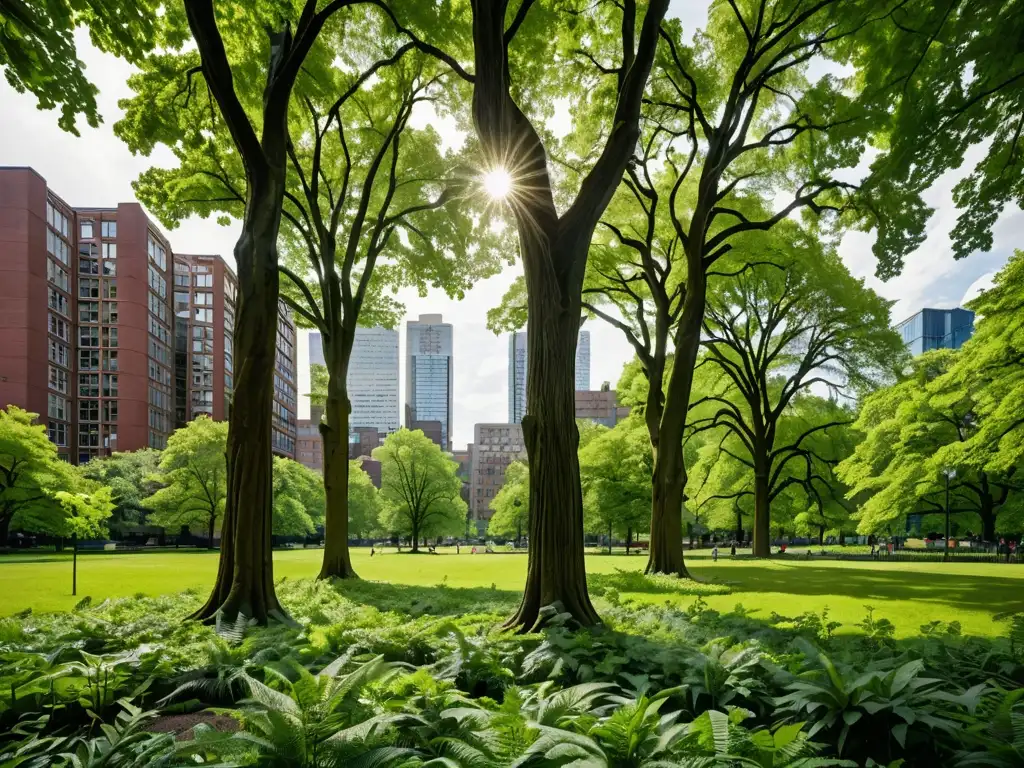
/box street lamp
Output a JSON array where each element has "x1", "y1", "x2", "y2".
[{"x1": 943, "y1": 467, "x2": 957, "y2": 562}]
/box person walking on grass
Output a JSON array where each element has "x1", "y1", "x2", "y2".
[{"x1": 712, "y1": 545, "x2": 719, "y2": 562}]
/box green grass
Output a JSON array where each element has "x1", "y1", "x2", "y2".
[{"x1": 2, "y1": 547, "x2": 1023, "y2": 637}]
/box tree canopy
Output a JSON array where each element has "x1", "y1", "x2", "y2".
[
  {"x1": 348, "y1": 460, "x2": 383, "y2": 539},
  {"x1": 80, "y1": 449, "x2": 161, "y2": 534},
  {"x1": 580, "y1": 417, "x2": 652, "y2": 550},
  {"x1": 271, "y1": 456, "x2": 325, "y2": 537},
  {"x1": 374, "y1": 428, "x2": 466, "y2": 551},
  {"x1": 488, "y1": 461, "x2": 529, "y2": 542}
]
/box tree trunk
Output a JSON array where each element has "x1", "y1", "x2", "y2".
[
  {"x1": 72, "y1": 533, "x2": 78, "y2": 596},
  {"x1": 818, "y1": 525, "x2": 825, "y2": 546},
  {"x1": 505, "y1": 276, "x2": 598, "y2": 631},
  {"x1": 191, "y1": 174, "x2": 288, "y2": 625},
  {"x1": 626, "y1": 526, "x2": 632, "y2": 555},
  {"x1": 207, "y1": 512, "x2": 215, "y2": 550},
  {"x1": 608, "y1": 522, "x2": 613, "y2": 554},
  {"x1": 319, "y1": 332, "x2": 357, "y2": 579},
  {"x1": 735, "y1": 508, "x2": 744, "y2": 543},
  {"x1": 0, "y1": 513, "x2": 10, "y2": 545},
  {"x1": 411, "y1": 519, "x2": 420, "y2": 553},
  {"x1": 752, "y1": 448, "x2": 771, "y2": 557}
]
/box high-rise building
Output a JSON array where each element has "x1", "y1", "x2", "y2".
[
  {"x1": 895, "y1": 307, "x2": 975, "y2": 356},
  {"x1": 406, "y1": 313, "x2": 453, "y2": 451},
  {"x1": 308, "y1": 327, "x2": 399, "y2": 436},
  {"x1": 470, "y1": 423, "x2": 525, "y2": 534},
  {"x1": 0, "y1": 168, "x2": 176, "y2": 461},
  {"x1": 172, "y1": 253, "x2": 297, "y2": 458},
  {"x1": 508, "y1": 329, "x2": 591, "y2": 424},
  {"x1": 575, "y1": 384, "x2": 627, "y2": 427}
]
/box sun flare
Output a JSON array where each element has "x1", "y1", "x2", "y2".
[{"x1": 482, "y1": 168, "x2": 513, "y2": 200}]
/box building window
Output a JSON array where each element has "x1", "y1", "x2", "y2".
[
  {"x1": 101, "y1": 221, "x2": 117, "y2": 238},
  {"x1": 80, "y1": 399, "x2": 99, "y2": 422},
  {"x1": 47, "y1": 394, "x2": 66, "y2": 420},
  {"x1": 79, "y1": 425, "x2": 100, "y2": 448},
  {"x1": 79, "y1": 278, "x2": 99, "y2": 299},
  {"x1": 102, "y1": 374, "x2": 118, "y2": 397},
  {"x1": 102, "y1": 260, "x2": 116, "y2": 276},
  {"x1": 103, "y1": 351, "x2": 118, "y2": 371},
  {"x1": 48, "y1": 421, "x2": 67, "y2": 447},
  {"x1": 102, "y1": 243, "x2": 117, "y2": 259},
  {"x1": 79, "y1": 301, "x2": 99, "y2": 323},
  {"x1": 49, "y1": 340, "x2": 69, "y2": 368},
  {"x1": 148, "y1": 265, "x2": 167, "y2": 297},
  {"x1": 49, "y1": 365, "x2": 68, "y2": 394},
  {"x1": 80, "y1": 221, "x2": 94, "y2": 239},
  {"x1": 103, "y1": 280, "x2": 117, "y2": 299},
  {"x1": 79, "y1": 350, "x2": 100, "y2": 371},
  {"x1": 48, "y1": 288, "x2": 68, "y2": 316},
  {"x1": 102, "y1": 327, "x2": 118, "y2": 347},
  {"x1": 194, "y1": 307, "x2": 213, "y2": 323},
  {"x1": 79, "y1": 374, "x2": 99, "y2": 397},
  {"x1": 148, "y1": 292, "x2": 168, "y2": 323},
  {"x1": 79, "y1": 326, "x2": 99, "y2": 347},
  {"x1": 195, "y1": 274, "x2": 213, "y2": 287},
  {"x1": 194, "y1": 291, "x2": 213, "y2": 306},
  {"x1": 47, "y1": 260, "x2": 69, "y2": 291},
  {"x1": 48, "y1": 313, "x2": 69, "y2": 341},
  {"x1": 147, "y1": 234, "x2": 166, "y2": 269},
  {"x1": 101, "y1": 302, "x2": 118, "y2": 323},
  {"x1": 103, "y1": 401, "x2": 118, "y2": 423}
]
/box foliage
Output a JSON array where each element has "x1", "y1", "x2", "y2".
[
  {"x1": 580, "y1": 418, "x2": 652, "y2": 544},
  {"x1": 80, "y1": 450, "x2": 161, "y2": 534},
  {"x1": 348, "y1": 461, "x2": 384, "y2": 539},
  {"x1": 838, "y1": 350, "x2": 1024, "y2": 539},
  {"x1": 373, "y1": 429, "x2": 466, "y2": 549},
  {"x1": 141, "y1": 417, "x2": 228, "y2": 543},
  {"x1": 51, "y1": 487, "x2": 113, "y2": 541},
  {"x1": 0, "y1": 0, "x2": 156, "y2": 133},
  {"x1": 0, "y1": 405, "x2": 78, "y2": 537},
  {"x1": 271, "y1": 457, "x2": 325, "y2": 537},
  {"x1": 487, "y1": 461, "x2": 529, "y2": 540}
]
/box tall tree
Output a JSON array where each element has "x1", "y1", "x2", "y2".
[
  {"x1": 374, "y1": 428, "x2": 466, "y2": 551},
  {"x1": 579, "y1": 417, "x2": 652, "y2": 554},
  {"x1": 117, "y1": 0, "x2": 461, "y2": 623},
  {"x1": 839, "y1": 350, "x2": 1024, "y2": 540},
  {"x1": 450, "y1": 0, "x2": 672, "y2": 629},
  {"x1": 488, "y1": 460, "x2": 529, "y2": 544},
  {"x1": 0, "y1": 0, "x2": 156, "y2": 133},
  {"x1": 80, "y1": 449, "x2": 161, "y2": 534},
  {"x1": 127, "y1": 20, "x2": 497, "y2": 582},
  {"x1": 143, "y1": 417, "x2": 228, "y2": 548},
  {"x1": 0, "y1": 405, "x2": 76, "y2": 541},
  {"x1": 692, "y1": 237, "x2": 904, "y2": 555},
  {"x1": 271, "y1": 456, "x2": 325, "y2": 537}
]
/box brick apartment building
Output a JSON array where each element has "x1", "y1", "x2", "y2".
[
  {"x1": 172, "y1": 253, "x2": 297, "y2": 458},
  {"x1": 0, "y1": 168, "x2": 296, "y2": 461},
  {"x1": 469, "y1": 423, "x2": 525, "y2": 533}
]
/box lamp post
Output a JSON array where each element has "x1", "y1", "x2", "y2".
[{"x1": 943, "y1": 468, "x2": 957, "y2": 562}]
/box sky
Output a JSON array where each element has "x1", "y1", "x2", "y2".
[{"x1": 1, "y1": 10, "x2": 1019, "y2": 450}]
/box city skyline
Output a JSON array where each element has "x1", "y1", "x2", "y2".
[
  {"x1": 406, "y1": 314, "x2": 454, "y2": 452},
  {"x1": 508, "y1": 329, "x2": 591, "y2": 424}
]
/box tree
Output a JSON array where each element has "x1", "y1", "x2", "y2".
[
  {"x1": 143, "y1": 417, "x2": 227, "y2": 548},
  {"x1": 52, "y1": 487, "x2": 114, "y2": 595},
  {"x1": 0, "y1": 405, "x2": 76, "y2": 541},
  {"x1": 126, "y1": 14, "x2": 498, "y2": 582},
  {"x1": 348, "y1": 461, "x2": 383, "y2": 540},
  {"x1": 854, "y1": 1, "x2": 1024, "y2": 270},
  {"x1": 838, "y1": 351, "x2": 1024, "y2": 541},
  {"x1": 488, "y1": 461, "x2": 529, "y2": 545},
  {"x1": 374, "y1": 429, "x2": 466, "y2": 551},
  {"x1": 80, "y1": 449, "x2": 161, "y2": 535},
  {"x1": 447, "y1": 0, "x2": 671, "y2": 630},
  {"x1": 579, "y1": 418, "x2": 652, "y2": 555},
  {"x1": 271, "y1": 457, "x2": 325, "y2": 537},
  {"x1": 116, "y1": 0, "x2": 456, "y2": 624},
  {"x1": 0, "y1": 0, "x2": 156, "y2": 133},
  {"x1": 692, "y1": 239, "x2": 905, "y2": 555}
]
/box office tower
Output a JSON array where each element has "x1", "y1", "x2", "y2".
[
  {"x1": 0, "y1": 168, "x2": 175, "y2": 461},
  {"x1": 406, "y1": 314, "x2": 453, "y2": 451},
  {"x1": 307, "y1": 327, "x2": 399, "y2": 436},
  {"x1": 172, "y1": 253, "x2": 297, "y2": 458},
  {"x1": 507, "y1": 329, "x2": 591, "y2": 424},
  {"x1": 576, "y1": 330, "x2": 591, "y2": 390},
  {"x1": 574, "y1": 383, "x2": 626, "y2": 427},
  {"x1": 895, "y1": 308, "x2": 975, "y2": 356},
  {"x1": 470, "y1": 423, "x2": 525, "y2": 533}
]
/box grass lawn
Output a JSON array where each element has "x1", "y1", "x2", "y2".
[{"x1": 2, "y1": 547, "x2": 1022, "y2": 637}]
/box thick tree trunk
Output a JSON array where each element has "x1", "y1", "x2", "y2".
[
  {"x1": 752, "y1": 448, "x2": 771, "y2": 557},
  {"x1": 411, "y1": 520, "x2": 420, "y2": 553},
  {"x1": 818, "y1": 525, "x2": 825, "y2": 546},
  {"x1": 319, "y1": 332, "x2": 357, "y2": 579},
  {"x1": 505, "y1": 278, "x2": 598, "y2": 631},
  {"x1": 646, "y1": 271, "x2": 705, "y2": 577},
  {"x1": 735, "y1": 508, "x2": 744, "y2": 543},
  {"x1": 191, "y1": 175, "x2": 288, "y2": 625}
]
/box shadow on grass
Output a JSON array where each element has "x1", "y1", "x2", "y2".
[
  {"x1": 330, "y1": 578, "x2": 522, "y2": 617},
  {"x1": 690, "y1": 561, "x2": 1024, "y2": 615}
]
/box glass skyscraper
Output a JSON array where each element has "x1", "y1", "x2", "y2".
[
  {"x1": 508, "y1": 329, "x2": 591, "y2": 424},
  {"x1": 406, "y1": 314, "x2": 453, "y2": 451},
  {"x1": 895, "y1": 308, "x2": 975, "y2": 356}
]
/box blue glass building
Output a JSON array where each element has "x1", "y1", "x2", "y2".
[{"x1": 894, "y1": 307, "x2": 975, "y2": 356}]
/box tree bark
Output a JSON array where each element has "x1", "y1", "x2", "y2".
[
  {"x1": 753, "y1": 447, "x2": 771, "y2": 557},
  {"x1": 505, "y1": 276, "x2": 599, "y2": 631},
  {"x1": 818, "y1": 525, "x2": 825, "y2": 546},
  {"x1": 411, "y1": 519, "x2": 420, "y2": 553},
  {"x1": 318, "y1": 328, "x2": 357, "y2": 579},
  {"x1": 191, "y1": 176, "x2": 288, "y2": 624}
]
